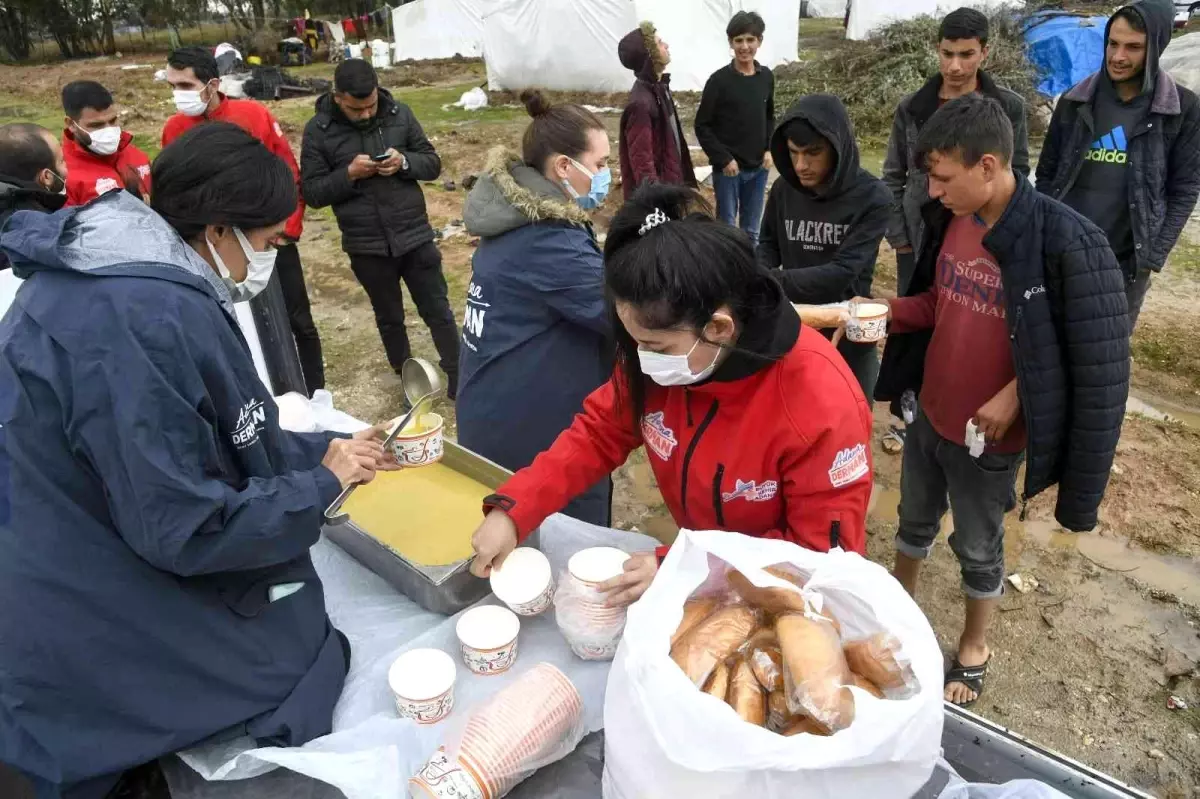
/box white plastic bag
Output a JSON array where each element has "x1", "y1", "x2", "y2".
[{"x1": 603, "y1": 530, "x2": 944, "y2": 799}]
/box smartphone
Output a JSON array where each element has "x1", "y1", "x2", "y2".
[{"x1": 371, "y1": 153, "x2": 390, "y2": 162}]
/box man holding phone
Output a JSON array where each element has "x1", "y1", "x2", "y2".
[{"x1": 301, "y1": 60, "x2": 459, "y2": 398}]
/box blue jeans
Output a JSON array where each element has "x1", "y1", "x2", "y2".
[{"x1": 713, "y1": 166, "x2": 768, "y2": 244}]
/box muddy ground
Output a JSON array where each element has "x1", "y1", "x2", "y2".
[{"x1": 2, "y1": 33, "x2": 1199, "y2": 796}]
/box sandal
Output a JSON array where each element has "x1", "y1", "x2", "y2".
[
  {"x1": 881, "y1": 425, "x2": 906, "y2": 455},
  {"x1": 944, "y1": 656, "x2": 990, "y2": 708}
]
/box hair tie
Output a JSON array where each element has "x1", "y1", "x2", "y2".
[{"x1": 638, "y1": 208, "x2": 669, "y2": 236}]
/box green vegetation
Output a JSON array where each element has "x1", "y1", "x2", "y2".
[{"x1": 779, "y1": 10, "x2": 1041, "y2": 149}]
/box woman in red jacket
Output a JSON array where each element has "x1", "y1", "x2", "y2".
[{"x1": 470, "y1": 185, "x2": 873, "y2": 605}]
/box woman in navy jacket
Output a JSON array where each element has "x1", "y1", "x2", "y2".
[{"x1": 457, "y1": 91, "x2": 614, "y2": 526}]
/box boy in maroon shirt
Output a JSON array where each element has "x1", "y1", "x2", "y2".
[{"x1": 867, "y1": 97, "x2": 1130, "y2": 707}]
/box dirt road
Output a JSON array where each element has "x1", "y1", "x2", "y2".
[{"x1": 1, "y1": 46, "x2": 1198, "y2": 797}]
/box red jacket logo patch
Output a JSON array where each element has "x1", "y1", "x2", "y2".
[
  {"x1": 641, "y1": 411, "x2": 677, "y2": 461},
  {"x1": 829, "y1": 443, "x2": 869, "y2": 488},
  {"x1": 722, "y1": 479, "x2": 778, "y2": 503}
]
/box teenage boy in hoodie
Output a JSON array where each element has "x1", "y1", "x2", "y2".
[
  {"x1": 617, "y1": 22, "x2": 696, "y2": 199},
  {"x1": 873, "y1": 96, "x2": 1129, "y2": 707},
  {"x1": 61, "y1": 81, "x2": 151, "y2": 205},
  {"x1": 757, "y1": 95, "x2": 891, "y2": 402},
  {"x1": 1036, "y1": 0, "x2": 1200, "y2": 328},
  {"x1": 695, "y1": 11, "x2": 775, "y2": 242}
]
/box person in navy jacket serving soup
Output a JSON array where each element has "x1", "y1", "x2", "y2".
[{"x1": 470, "y1": 184, "x2": 873, "y2": 606}]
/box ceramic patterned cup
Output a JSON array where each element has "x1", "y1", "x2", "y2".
[
  {"x1": 845, "y1": 301, "x2": 889, "y2": 343},
  {"x1": 456, "y1": 604, "x2": 521, "y2": 676},
  {"x1": 489, "y1": 547, "x2": 554, "y2": 616},
  {"x1": 388, "y1": 648, "x2": 456, "y2": 725},
  {"x1": 391, "y1": 412, "x2": 445, "y2": 467}
]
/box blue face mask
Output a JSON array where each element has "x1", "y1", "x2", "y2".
[{"x1": 563, "y1": 157, "x2": 611, "y2": 210}]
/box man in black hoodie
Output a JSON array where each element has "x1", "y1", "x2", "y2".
[
  {"x1": 301, "y1": 59, "x2": 459, "y2": 396},
  {"x1": 757, "y1": 95, "x2": 891, "y2": 402},
  {"x1": 1036, "y1": 0, "x2": 1200, "y2": 328},
  {"x1": 0, "y1": 123, "x2": 67, "y2": 270}
]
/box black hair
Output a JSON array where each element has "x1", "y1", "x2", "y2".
[
  {"x1": 916, "y1": 95, "x2": 1012, "y2": 168},
  {"x1": 784, "y1": 118, "x2": 830, "y2": 150},
  {"x1": 727, "y1": 10, "x2": 766, "y2": 39},
  {"x1": 62, "y1": 81, "x2": 114, "y2": 119},
  {"x1": 0, "y1": 123, "x2": 55, "y2": 182},
  {"x1": 334, "y1": 59, "x2": 379, "y2": 99},
  {"x1": 167, "y1": 46, "x2": 219, "y2": 84},
  {"x1": 519, "y1": 89, "x2": 605, "y2": 171},
  {"x1": 938, "y1": 7, "x2": 989, "y2": 46},
  {"x1": 1112, "y1": 7, "x2": 1147, "y2": 33},
  {"x1": 150, "y1": 122, "x2": 297, "y2": 241},
  {"x1": 603, "y1": 184, "x2": 780, "y2": 433}
]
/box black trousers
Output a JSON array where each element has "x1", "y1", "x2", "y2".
[
  {"x1": 349, "y1": 242, "x2": 460, "y2": 394},
  {"x1": 275, "y1": 243, "x2": 325, "y2": 396}
]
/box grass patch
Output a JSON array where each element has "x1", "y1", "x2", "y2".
[
  {"x1": 1132, "y1": 324, "x2": 1200, "y2": 389},
  {"x1": 1164, "y1": 235, "x2": 1200, "y2": 277},
  {"x1": 0, "y1": 94, "x2": 62, "y2": 130}
]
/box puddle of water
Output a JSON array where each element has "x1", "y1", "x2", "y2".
[
  {"x1": 1127, "y1": 392, "x2": 1200, "y2": 428},
  {"x1": 868, "y1": 485, "x2": 952, "y2": 536},
  {"x1": 1022, "y1": 520, "x2": 1200, "y2": 607}
]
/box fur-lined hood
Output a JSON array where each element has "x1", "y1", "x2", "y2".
[{"x1": 463, "y1": 147, "x2": 590, "y2": 238}]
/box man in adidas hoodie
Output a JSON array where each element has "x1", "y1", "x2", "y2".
[
  {"x1": 1036, "y1": 0, "x2": 1200, "y2": 327},
  {"x1": 757, "y1": 94, "x2": 892, "y2": 402}
]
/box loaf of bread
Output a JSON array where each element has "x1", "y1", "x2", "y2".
[
  {"x1": 727, "y1": 569, "x2": 809, "y2": 616},
  {"x1": 782, "y1": 716, "x2": 833, "y2": 737},
  {"x1": 844, "y1": 632, "x2": 909, "y2": 692},
  {"x1": 702, "y1": 659, "x2": 731, "y2": 700},
  {"x1": 767, "y1": 688, "x2": 801, "y2": 732},
  {"x1": 776, "y1": 611, "x2": 855, "y2": 731},
  {"x1": 851, "y1": 673, "x2": 884, "y2": 699},
  {"x1": 670, "y1": 604, "x2": 761, "y2": 686},
  {"x1": 750, "y1": 646, "x2": 783, "y2": 693},
  {"x1": 793, "y1": 304, "x2": 848, "y2": 330},
  {"x1": 727, "y1": 657, "x2": 766, "y2": 726},
  {"x1": 672, "y1": 597, "x2": 721, "y2": 648}
]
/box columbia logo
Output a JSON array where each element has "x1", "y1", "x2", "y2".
[{"x1": 1085, "y1": 126, "x2": 1128, "y2": 164}]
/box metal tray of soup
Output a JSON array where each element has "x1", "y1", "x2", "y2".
[{"x1": 322, "y1": 440, "x2": 532, "y2": 615}]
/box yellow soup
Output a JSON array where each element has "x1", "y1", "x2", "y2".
[{"x1": 340, "y1": 463, "x2": 487, "y2": 566}]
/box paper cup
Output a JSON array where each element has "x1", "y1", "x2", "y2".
[
  {"x1": 490, "y1": 548, "x2": 554, "y2": 616},
  {"x1": 456, "y1": 605, "x2": 520, "y2": 675},
  {"x1": 391, "y1": 412, "x2": 445, "y2": 467},
  {"x1": 388, "y1": 648, "x2": 456, "y2": 725},
  {"x1": 556, "y1": 548, "x2": 632, "y2": 662},
  {"x1": 408, "y1": 747, "x2": 487, "y2": 799},
  {"x1": 846, "y1": 302, "x2": 889, "y2": 343},
  {"x1": 567, "y1": 547, "x2": 630, "y2": 586}
]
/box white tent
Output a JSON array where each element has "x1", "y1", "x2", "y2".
[
  {"x1": 483, "y1": 0, "x2": 800, "y2": 93},
  {"x1": 804, "y1": 0, "x2": 847, "y2": 18},
  {"x1": 846, "y1": 0, "x2": 1002, "y2": 40},
  {"x1": 391, "y1": 0, "x2": 487, "y2": 61}
]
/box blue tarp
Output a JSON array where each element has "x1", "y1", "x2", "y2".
[{"x1": 1023, "y1": 12, "x2": 1109, "y2": 97}]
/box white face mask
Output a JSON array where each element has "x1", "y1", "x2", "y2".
[
  {"x1": 82, "y1": 125, "x2": 122, "y2": 156},
  {"x1": 206, "y1": 227, "x2": 277, "y2": 303},
  {"x1": 173, "y1": 87, "x2": 210, "y2": 117},
  {"x1": 638, "y1": 337, "x2": 721, "y2": 387}
]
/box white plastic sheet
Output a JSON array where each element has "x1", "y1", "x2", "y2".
[
  {"x1": 392, "y1": 0, "x2": 486, "y2": 61},
  {"x1": 634, "y1": 0, "x2": 735, "y2": 92},
  {"x1": 737, "y1": 0, "x2": 801, "y2": 67},
  {"x1": 1160, "y1": 32, "x2": 1200, "y2": 93},
  {"x1": 603, "y1": 530, "x2": 944, "y2": 799},
  {"x1": 847, "y1": 0, "x2": 1006, "y2": 40},
  {"x1": 803, "y1": 0, "x2": 847, "y2": 18},
  {"x1": 484, "y1": 0, "x2": 637, "y2": 92},
  {"x1": 169, "y1": 515, "x2": 660, "y2": 799},
  {"x1": 937, "y1": 771, "x2": 1073, "y2": 799}
]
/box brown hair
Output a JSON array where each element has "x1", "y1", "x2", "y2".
[{"x1": 519, "y1": 89, "x2": 605, "y2": 172}]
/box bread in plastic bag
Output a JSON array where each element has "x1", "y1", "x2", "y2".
[
  {"x1": 702, "y1": 659, "x2": 731, "y2": 699},
  {"x1": 749, "y1": 645, "x2": 783, "y2": 693},
  {"x1": 851, "y1": 673, "x2": 884, "y2": 699},
  {"x1": 782, "y1": 716, "x2": 832, "y2": 737},
  {"x1": 727, "y1": 568, "x2": 808, "y2": 615},
  {"x1": 409, "y1": 662, "x2": 585, "y2": 799},
  {"x1": 672, "y1": 597, "x2": 721, "y2": 647},
  {"x1": 776, "y1": 610, "x2": 855, "y2": 731},
  {"x1": 726, "y1": 656, "x2": 766, "y2": 726},
  {"x1": 844, "y1": 632, "x2": 912, "y2": 693},
  {"x1": 669, "y1": 604, "x2": 761, "y2": 687}
]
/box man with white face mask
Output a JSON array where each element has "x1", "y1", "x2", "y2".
[
  {"x1": 162, "y1": 47, "x2": 326, "y2": 397},
  {"x1": 61, "y1": 80, "x2": 152, "y2": 206}
]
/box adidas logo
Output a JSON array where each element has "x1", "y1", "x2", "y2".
[{"x1": 1085, "y1": 126, "x2": 1128, "y2": 164}]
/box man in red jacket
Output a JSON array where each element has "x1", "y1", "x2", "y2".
[
  {"x1": 61, "y1": 81, "x2": 151, "y2": 206},
  {"x1": 162, "y1": 47, "x2": 325, "y2": 397},
  {"x1": 617, "y1": 22, "x2": 697, "y2": 199}
]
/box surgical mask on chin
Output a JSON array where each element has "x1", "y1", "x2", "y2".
[
  {"x1": 637, "y1": 338, "x2": 721, "y2": 387},
  {"x1": 42, "y1": 170, "x2": 66, "y2": 195},
  {"x1": 173, "y1": 87, "x2": 210, "y2": 117},
  {"x1": 81, "y1": 125, "x2": 122, "y2": 156},
  {"x1": 205, "y1": 228, "x2": 277, "y2": 302},
  {"x1": 563, "y1": 157, "x2": 612, "y2": 210}
]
